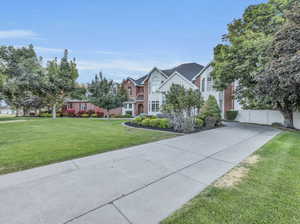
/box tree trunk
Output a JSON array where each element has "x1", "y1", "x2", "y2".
[
  {"x1": 52, "y1": 104, "x2": 57, "y2": 119},
  {"x1": 107, "y1": 109, "x2": 110, "y2": 118},
  {"x1": 16, "y1": 107, "x2": 20, "y2": 117},
  {"x1": 280, "y1": 110, "x2": 294, "y2": 129}
]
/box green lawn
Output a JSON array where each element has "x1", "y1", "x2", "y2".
[
  {"x1": 0, "y1": 118, "x2": 177, "y2": 175},
  {"x1": 162, "y1": 131, "x2": 300, "y2": 224}
]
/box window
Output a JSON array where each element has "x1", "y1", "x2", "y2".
[
  {"x1": 67, "y1": 103, "x2": 73, "y2": 109},
  {"x1": 151, "y1": 78, "x2": 160, "y2": 93},
  {"x1": 112, "y1": 86, "x2": 117, "y2": 95},
  {"x1": 80, "y1": 103, "x2": 87, "y2": 111},
  {"x1": 202, "y1": 78, "x2": 206, "y2": 92},
  {"x1": 207, "y1": 76, "x2": 212, "y2": 91},
  {"x1": 151, "y1": 101, "x2": 160, "y2": 112},
  {"x1": 162, "y1": 95, "x2": 166, "y2": 106},
  {"x1": 128, "y1": 104, "x2": 132, "y2": 109},
  {"x1": 128, "y1": 87, "x2": 132, "y2": 96}
]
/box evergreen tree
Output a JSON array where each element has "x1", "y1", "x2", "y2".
[{"x1": 88, "y1": 72, "x2": 127, "y2": 117}]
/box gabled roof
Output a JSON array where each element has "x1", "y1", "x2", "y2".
[
  {"x1": 64, "y1": 99, "x2": 89, "y2": 103},
  {"x1": 127, "y1": 62, "x2": 204, "y2": 86},
  {"x1": 161, "y1": 63, "x2": 204, "y2": 81},
  {"x1": 126, "y1": 74, "x2": 148, "y2": 86},
  {"x1": 192, "y1": 63, "x2": 212, "y2": 81},
  {"x1": 134, "y1": 75, "x2": 148, "y2": 85},
  {"x1": 159, "y1": 71, "x2": 198, "y2": 90}
]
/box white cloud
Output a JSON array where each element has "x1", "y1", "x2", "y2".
[
  {"x1": 94, "y1": 50, "x2": 123, "y2": 55},
  {"x1": 77, "y1": 59, "x2": 152, "y2": 72},
  {"x1": 0, "y1": 30, "x2": 38, "y2": 39},
  {"x1": 35, "y1": 47, "x2": 66, "y2": 54}
]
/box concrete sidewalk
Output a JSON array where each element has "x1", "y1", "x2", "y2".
[{"x1": 0, "y1": 123, "x2": 280, "y2": 224}]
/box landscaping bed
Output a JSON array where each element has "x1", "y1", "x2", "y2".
[{"x1": 125, "y1": 121, "x2": 222, "y2": 134}]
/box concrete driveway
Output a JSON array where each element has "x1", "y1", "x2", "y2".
[{"x1": 0, "y1": 123, "x2": 280, "y2": 224}]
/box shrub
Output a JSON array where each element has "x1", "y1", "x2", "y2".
[
  {"x1": 141, "y1": 118, "x2": 151, "y2": 126},
  {"x1": 96, "y1": 111, "x2": 104, "y2": 117},
  {"x1": 81, "y1": 113, "x2": 90, "y2": 118},
  {"x1": 205, "y1": 116, "x2": 217, "y2": 128},
  {"x1": 132, "y1": 116, "x2": 144, "y2": 125},
  {"x1": 149, "y1": 118, "x2": 161, "y2": 128},
  {"x1": 195, "y1": 118, "x2": 204, "y2": 128},
  {"x1": 77, "y1": 110, "x2": 87, "y2": 116},
  {"x1": 111, "y1": 114, "x2": 132, "y2": 118},
  {"x1": 66, "y1": 109, "x2": 76, "y2": 117},
  {"x1": 40, "y1": 113, "x2": 52, "y2": 117},
  {"x1": 91, "y1": 113, "x2": 98, "y2": 118},
  {"x1": 125, "y1": 111, "x2": 133, "y2": 116},
  {"x1": 159, "y1": 118, "x2": 171, "y2": 129},
  {"x1": 200, "y1": 95, "x2": 221, "y2": 126},
  {"x1": 87, "y1": 109, "x2": 95, "y2": 114},
  {"x1": 225, "y1": 110, "x2": 238, "y2": 121}
]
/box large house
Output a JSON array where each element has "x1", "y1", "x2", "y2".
[
  {"x1": 122, "y1": 62, "x2": 238, "y2": 117},
  {"x1": 122, "y1": 63, "x2": 204, "y2": 116},
  {"x1": 193, "y1": 63, "x2": 240, "y2": 117}
]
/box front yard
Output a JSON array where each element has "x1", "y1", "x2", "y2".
[
  {"x1": 162, "y1": 131, "x2": 300, "y2": 224},
  {"x1": 0, "y1": 118, "x2": 177, "y2": 175}
]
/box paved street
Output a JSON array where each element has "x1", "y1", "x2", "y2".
[{"x1": 0, "y1": 123, "x2": 280, "y2": 224}]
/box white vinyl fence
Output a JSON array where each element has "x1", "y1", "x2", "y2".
[{"x1": 236, "y1": 110, "x2": 300, "y2": 129}]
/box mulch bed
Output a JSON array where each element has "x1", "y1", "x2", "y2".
[{"x1": 124, "y1": 121, "x2": 223, "y2": 134}]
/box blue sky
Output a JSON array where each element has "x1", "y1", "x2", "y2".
[{"x1": 0, "y1": 0, "x2": 266, "y2": 83}]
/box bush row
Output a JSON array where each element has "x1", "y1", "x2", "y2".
[
  {"x1": 132, "y1": 116, "x2": 171, "y2": 129},
  {"x1": 39, "y1": 112, "x2": 132, "y2": 118}
]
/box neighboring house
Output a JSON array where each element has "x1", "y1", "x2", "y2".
[
  {"x1": 122, "y1": 75, "x2": 147, "y2": 116},
  {"x1": 63, "y1": 99, "x2": 122, "y2": 116},
  {"x1": 122, "y1": 63, "x2": 204, "y2": 116},
  {"x1": 0, "y1": 101, "x2": 15, "y2": 115},
  {"x1": 193, "y1": 63, "x2": 241, "y2": 117}
]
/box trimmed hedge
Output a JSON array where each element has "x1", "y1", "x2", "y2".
[
  {"x1": 132, "y1": 116, "x2": 171, "y2": 129},
  {"x1": 225, "y1": 110, "x2": 238, "y2": 121},
  {"x1": 39, "y1": 113, "x2": 52, "y2": 117}
]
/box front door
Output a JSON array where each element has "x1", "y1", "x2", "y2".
[{"x1": 137, "y1": 104, "x2": 144, "y2": 115}]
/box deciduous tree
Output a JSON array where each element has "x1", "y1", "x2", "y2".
[
  {"x1": 162, "y1": 84, "x2": 204, "y2": 132},
  {"x1": 255, "y1": 2, "x2": 300, "y2": 128},
  {"x1": 211, "y1": 0, "x2": 292, "y2": 108}
]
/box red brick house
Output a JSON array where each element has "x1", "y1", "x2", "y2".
[{"x1": 63, "y1": 99, "x2": 122, "y2": 116}]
